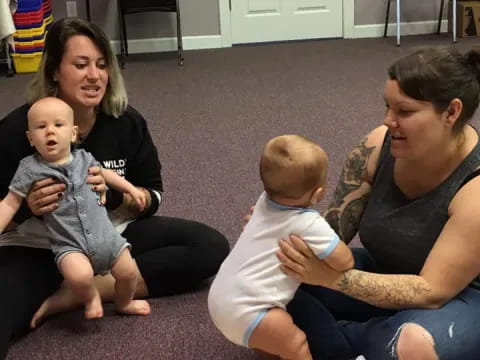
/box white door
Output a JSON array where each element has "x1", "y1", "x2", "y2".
[{"x1": 230, "y1": 0, "x2": 343, "y2": 44}]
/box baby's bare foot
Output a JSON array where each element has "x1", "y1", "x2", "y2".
[
  {"x1": 115, "y1": 300, "x2": 151, "y2": 316},
  {"x1": 30, "y1": 285, "x2": 80, "y2": 328},
  {"x1": 85, "y1": 292, "x2": 103, "y2": 319}
]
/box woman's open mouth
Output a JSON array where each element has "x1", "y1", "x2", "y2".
[{"x1": 82, "y1": 86, "x2": 101, "y2": 97}]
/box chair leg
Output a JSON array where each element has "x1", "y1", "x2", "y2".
[
  {"x1": 5, "y1": 40, "x2": 13, "y2": 77},
  {"x1": 86, "y1": 0, "x2": 91, "y2": 22},
  {"x1": 384, "y1": 0, "x2": 391, "y2": 37},
  {"x1": 437, "y1": 0, "x2": 445, "y2": 34},
  {"x1": 117, "y1": 1, "x2": 126, "y2": 68},
  {"x1": 453, "y1": 0, "x2": 456, "y2": 42},
  {"x1": 396, "y1": 0, "x2": 400, "y2": 46},
  {"x1": 121, "y1": 12, "x2": 129, "y2": 58},
  {"x1": 176, "y1": 0, "x2": 184, "y2": 66}
]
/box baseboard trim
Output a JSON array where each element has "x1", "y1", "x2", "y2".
[
  {"x1": 353, "y1": 19, "x2": 449, "y2": 39},
  {"x1": 110, "y1": 35, "x2": 223, "y2": 54}
]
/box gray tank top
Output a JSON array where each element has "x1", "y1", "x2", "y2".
[{"x1": 359, "y1": 129, "x2": 480, "y2": 289}]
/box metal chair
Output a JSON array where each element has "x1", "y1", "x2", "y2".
[
  {"x1": 384, "y1": 0, "x2": 457, "y2": 46},
  {"x1": 0, "y1": 38, "x2": 14, "y2": 77},
  {"x1": 117, "y1": 0, "x2": 184, "y2": 67}
]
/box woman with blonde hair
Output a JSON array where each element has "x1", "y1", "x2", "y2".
[{"x1": 0, "y1": 17, "x2": 229, "y2": 359}]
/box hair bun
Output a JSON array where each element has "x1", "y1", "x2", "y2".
[{"x1": 466, "y1": 48, "x2": 480, "y2": 82}]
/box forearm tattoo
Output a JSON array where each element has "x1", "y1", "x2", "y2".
[
  {"x1": 325, "y1": 137, "x2": 375, "y2": 242},
  {"x1": 337, "y1": 270, "x2": 433, "y2": 309}
]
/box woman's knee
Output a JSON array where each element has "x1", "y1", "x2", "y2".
[
  {"x1": 395, "y1": 323, "x2": 438, "y2": 360},
  {"x1": 196, "y1": 224, "x2": 230, "y2": 270}
]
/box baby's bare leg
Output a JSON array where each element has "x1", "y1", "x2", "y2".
[
  {"x1": 249, "y1": 308, "x2": 312, "y2": 360},
  {"x1": 111, "y1": 249, "x2": 150, "y2": 315},
  {"x1": 59, "y1": 252, "x2": 102, "y2": 319}
]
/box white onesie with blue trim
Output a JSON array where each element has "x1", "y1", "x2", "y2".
[{"x1": 208, "y1": 192, "x2": 340, "y2": 347}]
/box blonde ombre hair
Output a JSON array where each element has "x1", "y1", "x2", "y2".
[{"x1": 27, "y1": 17, "x2": 127, "y2": 118}]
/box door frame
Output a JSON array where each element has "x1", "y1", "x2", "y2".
[{"x1": 218, "y1": 0, "x2": 355, "y2": 47}]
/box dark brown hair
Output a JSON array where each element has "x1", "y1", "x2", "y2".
[{"x1": 388, "y1": 46, "x2": 480, "y2": 134}]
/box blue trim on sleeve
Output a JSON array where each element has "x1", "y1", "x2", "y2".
[
  {"x1": 265, "y1": 194, "x2": 319, "y2": 214},
  {"x1": 243, "y1": 310, "x2": 268, "y2": 347},
  {"x1": 317, "y1": 233, "x2": 340, "y2": 259}
]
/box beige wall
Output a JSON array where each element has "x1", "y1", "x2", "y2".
[
  {"x1": 52, "y1": 0, "x2": 220, "y2": 39},
  {"x1": 355, "y1": 0, "x2": 446, "y2": 26},
  {"x1": 51, "y1": 1, "x2": 448, "y2": 41}
]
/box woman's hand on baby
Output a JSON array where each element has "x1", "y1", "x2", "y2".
[
  {"x1": 27, "y1": 178, "x2": 66, "y2": 216},
  {"x1": 277, "y1": 234, "x2": 343, "y2": 289},
  {"x1": 87, "y1": 166, "x2": 107, "y2": 204}
]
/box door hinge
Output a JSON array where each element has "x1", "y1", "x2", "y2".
[{"x1": 229, "y1": 0, "x2": 231, "y2": 11}]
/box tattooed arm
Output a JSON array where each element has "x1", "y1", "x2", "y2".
[
  {"x1": 334, "y1": 177, "x2": 480, "y2": 310},
  {"x1": 278, "y1": 150, "x2": 480, "y2": 309},
  {"x1": 324, "y1": 126, "x2": 386, "y2": 243}
]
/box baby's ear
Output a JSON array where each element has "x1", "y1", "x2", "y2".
[
  {"x1": 71, "y1": 125, "x2": 79, "y2": 143},
  {"x1": 310, "y1": 186, "x2": 325, "y2": 205},
  {"x1": 25, "y1": 130, "x2": 34, "y2": 147}
]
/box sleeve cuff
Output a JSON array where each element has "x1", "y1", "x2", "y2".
[{"x1": 140, "y1": 188, "x2": 161, "y2": 218}]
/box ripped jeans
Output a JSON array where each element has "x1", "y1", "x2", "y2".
[{"x1": 287, "y1": 248, "x2": 480, "y2": 360}]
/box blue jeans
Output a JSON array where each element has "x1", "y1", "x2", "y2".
[{"x1": 286, "y1": 248, "x2": 480, "y2": 360}]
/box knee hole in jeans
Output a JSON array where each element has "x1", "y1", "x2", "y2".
[{"x1": 389, "y1": 323, "x2": 437, "y2": 360}]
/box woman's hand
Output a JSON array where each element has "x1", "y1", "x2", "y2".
[
  {"x1": 26, "y1": 178, "x2": 66, "y2": 216},
  {"x1": 87, "y1": 166, "x2": 107, "y2": 204},
  {"x1": 277, "y1": 234, "x2": 344, "y2": 289},
  {"x1": 242, "y1": 205, "x2": 255, "y2": 229}
]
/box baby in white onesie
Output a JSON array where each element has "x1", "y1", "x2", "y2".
[{"x1": 208, "y1": 135, "x2": 354, "y2": 360}]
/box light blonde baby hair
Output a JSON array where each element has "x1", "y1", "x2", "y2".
[{"x1": 259, "y1": 135, "x2": 328, "y2": 200}]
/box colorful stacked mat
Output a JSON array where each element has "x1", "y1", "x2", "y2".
[{"x1": 12, "y1": 0, "x2": 52, "y2": 73}]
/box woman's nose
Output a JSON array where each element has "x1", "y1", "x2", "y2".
[
  {"x1": 383, "y1": 109, "x2": 398, "y2": 128},
  {"x1": 86, "y1": 64, "x2": 99, "y2": 80}
]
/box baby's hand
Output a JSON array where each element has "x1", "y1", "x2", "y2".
[{"x1": 128, "y1": 187, "x2": 147, "y2": 212}]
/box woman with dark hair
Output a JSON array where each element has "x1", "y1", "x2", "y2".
[
  {"x1": 272, "y1": 46, "x2": 480, "y2": 359},
  {"x1": 0, "y1": 17, "x2": 229, "y2": 359}
]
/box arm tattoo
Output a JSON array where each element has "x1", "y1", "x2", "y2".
[
  {"x1": 325, "y1": 137, "x2": 375, "y2": 242},
  {"x1": 337, "y1": 270, "x2": 433, "y2": 309},
  {"x1": 338, "y1": 194, "x2": 369, "y2": 241}
]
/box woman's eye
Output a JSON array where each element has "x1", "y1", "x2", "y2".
[
  {"x1": 97, "y1": 63, "x2": 107, "y2": 70},
  {"x1": 74, "y1": 64, "x2": 87, "y2": 69},
  {"x1": 398, "y1": 109, "x2": 414, "y2": 116}
]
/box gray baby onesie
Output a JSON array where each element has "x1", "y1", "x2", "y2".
[{"x1": 9, "y1": 149, "x2": 130, "y2": 274}]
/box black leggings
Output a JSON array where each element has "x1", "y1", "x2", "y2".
[{"x1": 0, "y1": 216, "x2": 229, "y2": 359}]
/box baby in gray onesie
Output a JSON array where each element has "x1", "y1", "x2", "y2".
[{"x1": 0, "y1": 97, "x2": 151, "y2": 326}]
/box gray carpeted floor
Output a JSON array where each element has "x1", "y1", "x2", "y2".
[{"x1": 1, "y1": 33, "x2": 480, "y2": 359}]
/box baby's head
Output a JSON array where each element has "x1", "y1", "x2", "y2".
[
  {"x1": 260, "y1": 135, "x2": 328, "y2": 207},
  {"x1": 27, "y1": 97, "x2": 78, "y2": 164}
]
